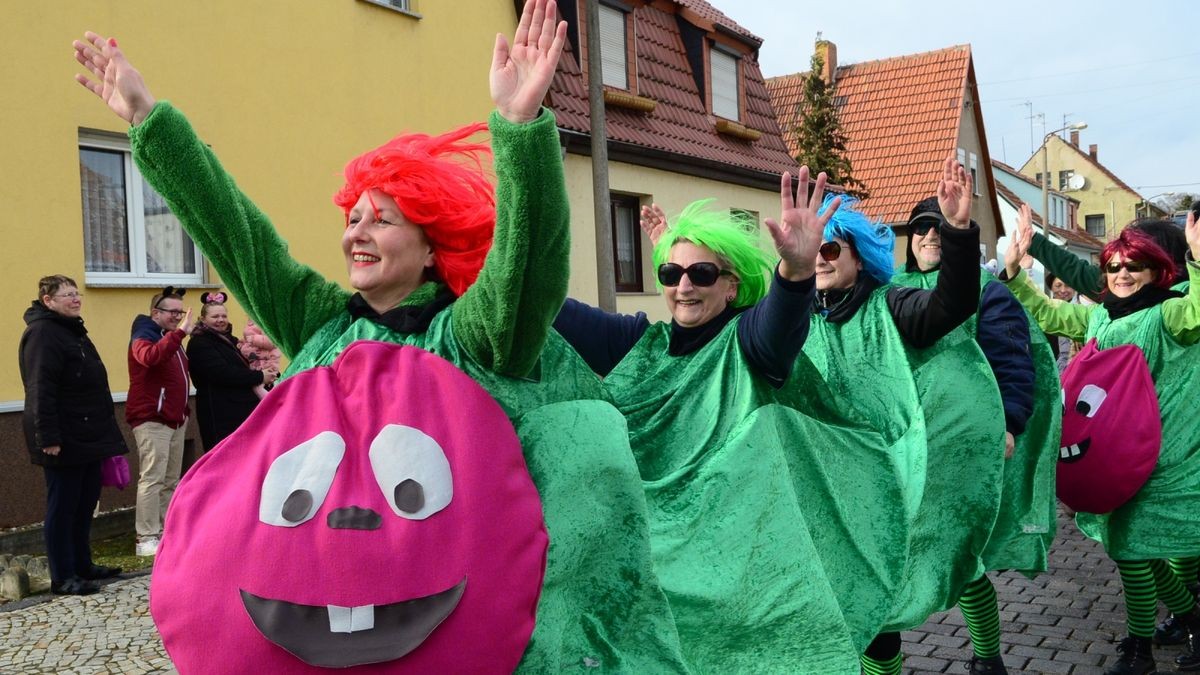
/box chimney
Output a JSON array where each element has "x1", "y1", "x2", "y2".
[
  {"x1": 815, "y1": 39, "x2": 837, "y2": 86},
  {"x1": 1089, "y1": 144, "x2": 1098, "y2": 160},
  {"x1": 1069, "y1": 130, "x2": 1079, "y2": 147}
]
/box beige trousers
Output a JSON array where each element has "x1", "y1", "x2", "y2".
[{"x1": 133, "y1": 421, "x2": 185, "y2": 538}]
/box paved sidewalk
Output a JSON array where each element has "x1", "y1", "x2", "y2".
[
  {"x1": 905, "y1": 507, "x2": 1190, "y2": 674},
  {"x1": 0, "y1": 574, "x2": 173, "y2": 674},
  {"x1": 0, "y1": 508, "x2": 1188, "y2": 673}
]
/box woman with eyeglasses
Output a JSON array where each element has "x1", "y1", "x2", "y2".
[
  {"x1": 19, "y1": 275, "x2": 128, "y2": 595},
  {"x1": 1002, "y1": 205, "x2": 1200, "y2": 675}
]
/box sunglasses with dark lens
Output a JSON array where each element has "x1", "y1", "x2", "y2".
[
  {"x1": 818, "y1": 241, "x2": 843, "y2": 262},
  {"x1": 657, "y1": 262, "x2": 732, "y2": 287},
  {"x1": 1104, "y1": 260, "x2": 1150, "y2": 274},
  {"x1": 909, "y1": 215, "x2": 944, "y2": 236}
]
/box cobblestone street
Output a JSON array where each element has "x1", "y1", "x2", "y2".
[{"x1": 0, "y1": 508, "x2": 1189, "y2": 673}]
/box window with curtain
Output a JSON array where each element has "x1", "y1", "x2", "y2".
[
  {"x1": 79, "y1": 133, "x2": 203, "y2": 285},
  {"x1": 711, "y1": 47, "x2": 739, "y2": 121},
  {"x1": 1084, "y1": 214, "x2": 1106, "y2": 238},
  {"x1": 611, "y1": 194, "x2": 643, "y2": 292}
]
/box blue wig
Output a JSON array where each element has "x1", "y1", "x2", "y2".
[{"x1": 818, "y1": 194, "x2": 894, "y2": 284}]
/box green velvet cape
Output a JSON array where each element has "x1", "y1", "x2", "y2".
[
  {"x1": 891, "y1": 268, "x2": 1060, "y2": 574},
  {"x1": 803, "y1": 287, "x2": 1005, "y2": 632},
  {"x1": 602, "y1": 318, "x2": 917, "y2": 673},
  {"x1": 1074, "y1": 302, "x2": 1200, "y2": 560}
]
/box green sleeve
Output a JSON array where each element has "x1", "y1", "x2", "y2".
[
  {"x1": 1003, "y1": 268, "x2": 1094, "y2": 341},
  {"x1": 129, "y1": 102, "x2": 349, "y2": 359},
  {"x1": 1161, "y1": 261, "x2": 1200, "y2": 344},
  {"x1": 1029, "y1": 232, "x2": 1103, "y2": 300},
  {"x1": 451, "y1": 108, "x2": 569, "y2": 377}
]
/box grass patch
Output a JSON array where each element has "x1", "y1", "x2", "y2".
[{"x1": 92, "y1": 532, "x2": 154, "y2": 573}]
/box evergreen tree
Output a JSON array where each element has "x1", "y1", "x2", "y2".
[{"x1": 791, "y1": 49, "x2": 868, "y2": 200}]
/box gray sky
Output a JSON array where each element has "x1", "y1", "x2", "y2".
[{"x1": 707, "y1": 0, "x2": 1200, "y2": 206}]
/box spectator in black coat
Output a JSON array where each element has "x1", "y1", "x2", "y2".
[
  {"x1": 186, "y1": 293, "x2": 276, "y2": 451},
  {"x1": 19, "y1": 274, "x2": 127, "y2": 595}
]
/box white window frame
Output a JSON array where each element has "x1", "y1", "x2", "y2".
[
  {"x1": 598, "y1": 4, "x2": 628, "y2": 90},
  {"x1": 710, "y1": 46, "x2": 740, "y2": 121},
  {"x1": 79, "y1": 132, "x2": 205, "y2": 287},
  {"x1": 969, "y1": 152, "x2": 980, "y2": 196}
]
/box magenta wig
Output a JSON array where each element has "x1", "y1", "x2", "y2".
[
  {"x1": 1101, "y1": 228, "x2": 1178, "y2": 290},
  {"x1": 334, "y1": 123, "x2": 495, "y2": 296}
]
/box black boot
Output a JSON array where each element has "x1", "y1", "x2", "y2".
[
  {"x1": 1155, "y1": 612, "x2": 1188, "y2": 645},
  {"x1": 1176, "y1": 608, "x2": 1200, "y2": 671},
  {"x1": 1105, "y1": 636, "x2": 1155, "y2": 675},
  {"x1": 966, "y1": 654, "x2": 1007, "y2": 674}
]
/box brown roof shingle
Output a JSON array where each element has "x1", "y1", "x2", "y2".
[
  {"x1": 546, "y1": 1, "x2": 798, "y2": 180},
  {"x1": 767, "y1": 45, "x2": 972, "y2": 224}
]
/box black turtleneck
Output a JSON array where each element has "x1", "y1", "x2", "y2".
[
  {"x1": 811, "y1": 223, "x2": 982, "y2": 349},
  {"x1": 346, "y1": 287, "x2": 456, "y2": 334},
  {"x1": 1103, "y1": 284, "x2": 1185, "y2": 321}
]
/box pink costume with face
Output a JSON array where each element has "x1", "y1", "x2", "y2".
[
  {"x1": 1057, "y1": 339, "x2": 1161, "y2": 514},
  {"x1": 151, "y1": 341, "x2": 548, "y2": 673}
]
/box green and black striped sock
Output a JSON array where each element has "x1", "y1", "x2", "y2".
[
  {"x1": 860, "y1": 652, "x2": 902, "y2": 675},
  {"x1": 959, "y1": 574, "x2": 1002, "y2": 659},
  {"x1": 1117, "y1": 559, "x2": 1157, "y2": 637},
  {"x1": 1152, "y1": 558, "x2": 1196, "y2": 614}
]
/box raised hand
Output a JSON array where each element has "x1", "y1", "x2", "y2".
[
  {"x1": 640, "y1": 204, "x2": 667, "y2": 247},
  {"x1": 1005, "y1": 204, "x2": 1034, "y2": 279},
  {"x1": 490, "y1": 0, "x2": 568, "y2": 124},
  {"x1": 937, "y1": 154, "x2": 973, "y2": 228},
  {"x1": 180, "y1": 308, "x2": 196, "y2": 335},
  {"x1": 764, "y1": 167, "x2": 842, "y2": 281},
  {"x1": 1187, "y1": 210, "x2": 1200, "y2": 261},
  {"x1": 73, "y1": 32, "x2": 156, "y2": 125}
]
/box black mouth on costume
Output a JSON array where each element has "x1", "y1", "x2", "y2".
[
  {"x1": 240, "y1": 578, "x2": 466, "y2": 667},
  {"x1": 1058, "y1": 438, "x2": 1091, "y2": 464}
]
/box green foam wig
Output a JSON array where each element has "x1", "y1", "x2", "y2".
[{"x1": 652, "y1": 199, "x2": 774, "y2": 307}]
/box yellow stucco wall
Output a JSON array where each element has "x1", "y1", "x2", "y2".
[
  {"x1": 1018, "y1": 137, "x2": 1143, "y2": 242},
  {"x1": 3, "y1": 0, "x2": 511, "y2": 402},
  {"x1": 563, "y1": 155, "x2": 784, "y2": 322}
]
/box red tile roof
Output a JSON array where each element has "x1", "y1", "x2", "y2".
[
  {"x1": 546, "y1": 1, "x2": 798, "y2": 180},
  {"x1": 1049, "y1": 137, "x2": 1144, "y2": 200},
  {"x1": 994, "y1": 180, "x2": 1103, "y2": 250},
  {"x1": 767, "y1": 45, "x2": 973, "y2": 224},
  {"x1": 673, "y1": 0, "x2": 760, "y2": 46}
]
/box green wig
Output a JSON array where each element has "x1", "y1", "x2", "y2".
[{"x1": 652, "y1": 199, "x2": 774, "y2": 307}]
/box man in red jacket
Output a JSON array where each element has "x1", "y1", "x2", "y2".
[{"x1": 127, "y1": 288, "x2": 193, "y2": 557}]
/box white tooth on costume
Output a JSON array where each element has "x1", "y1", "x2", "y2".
[
  {"x1": 1060, "y1": 447, "x2": 1069, "y2": 459},
  {"x1": 327, "y1": 604, "x2": 376, "y2": 633}
]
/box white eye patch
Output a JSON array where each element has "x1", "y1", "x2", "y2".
[
  {"x1": 369, "y1": 424, "x2": 453, "y2": 521},
  {"x1": 1075, "y1": 384, "x2": 1108, "y2": 419},
  {"x1": 260, "y1": 431, "x2": 346, "y2": 527}
]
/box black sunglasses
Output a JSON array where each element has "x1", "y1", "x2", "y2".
[
  {"x1": 1104, "y1": 260, "x2": 1150, "y2": 274},
  {"x1": 657, "y1": 262, "x2": 733, "y2": 287},
  {"x1": 818, "y1": 241, "x2": 843, "y2": 262},
  {"x1": 907, "y1": 213, "x2": 945, "y2": 236}
]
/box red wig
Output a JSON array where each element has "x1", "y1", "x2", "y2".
[
  {"x1": 1100, "y1": 228, "x2": 1178, "y2": 290},
  {"x1": 333, "y1": 123, "x2": 495, "y2": 296}
]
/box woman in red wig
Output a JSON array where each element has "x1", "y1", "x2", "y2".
[{"x1": 1004, "y1": 205, "x2": 1200, "y2": 675}]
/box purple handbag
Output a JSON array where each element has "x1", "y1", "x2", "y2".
[{"x1": 100, "y1": 455, "x2": 131, "y2": 490}]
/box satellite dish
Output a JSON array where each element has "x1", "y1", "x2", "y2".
[{"x1": 1066, "y1": 174, "x2": 1086, "y2": 191}]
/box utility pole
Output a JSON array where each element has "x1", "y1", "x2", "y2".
[{"x1": 585, "y1": 0, "x2": 616, "y2": 311}]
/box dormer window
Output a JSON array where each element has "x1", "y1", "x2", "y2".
[
  {"x1": 710, "y1": 45, "x2": 740, "y2": 121},
  {"x1": 598, "y1": 3, "x2": 629, "y2": 90}
]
